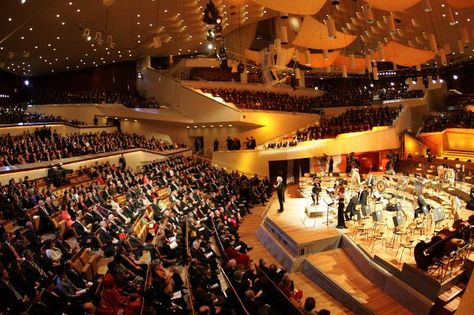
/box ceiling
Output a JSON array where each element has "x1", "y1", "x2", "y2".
[
  {"x1": 0, "y1": 0, "x2": 472, "y2": 77},
  {"x1": 0, "y1": 0, "x2": 271, "y2": 76}
]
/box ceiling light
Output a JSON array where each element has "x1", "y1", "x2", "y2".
[
  {"x1": 76, "y1": 9, "x2": 80, "y2": 12},
  {"x1": 453, "y1": 74, "x2": 458, "y2": 80},
  {"x1": 21, "y1": 0, "x2": 26, "y2": 4},
  {"x1": 228, "y1": 124, "x2": 232, "y2": 127},
  {"x1": 56, "y1": 14, "x2": 60, "y2": 18},
  {"x1": 8, "y1": 18, "x2": 12, "y2": 22},
  {"x1": 23, "y1": 79, "x2": 29, "y2": 86},
  {"x1": 69, "y1": 2, "x2": 72, "y2": 5},
  {"x1": 29, "y1": 27, "x2": 33, "y2": 31},
  {"x1": 86, "y1": 36, "x2": 92, "y2": 41}
]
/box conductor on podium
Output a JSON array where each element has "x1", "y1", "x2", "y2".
[{"x1": 275, "y1": 176, "x2": 285, "y2": 213}]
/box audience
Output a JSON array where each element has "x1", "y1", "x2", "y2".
[
  {"x1": 0, "y1": 105, "x2": 84, "y2": 125},
  {"x1": 422, "y1": 109, "x2": 474, "y2": 132},
  {"x1": 0, "y1": 127, "x2": 185, "y2": 167},
  {"x1": 27, "y1": 89, "x2": 159, "y2": 108},
  {"x1": 266, "y1": 106, "x2": 402, "y2": 149},
  {"x1": 201, "y1": 88, "x2": 319, "y2": 113}
]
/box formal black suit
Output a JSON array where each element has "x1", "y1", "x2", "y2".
[{"x1": 275, "y1": 181, "x2": 285, "y2": 212}]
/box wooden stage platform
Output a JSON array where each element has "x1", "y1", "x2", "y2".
[{"x1": 255, "y1": 185, "x2": 472, "y2": 315}]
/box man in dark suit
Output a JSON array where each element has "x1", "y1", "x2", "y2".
[
  {"x1": 274, "y1": 176, "x2": 285, "y2": 213},
  {"x1": 0, "y1": 268, "x2": 29, "y2": 313},
  {"x1": 359, "y1": 186, "x2": 369, "y2": 206}
]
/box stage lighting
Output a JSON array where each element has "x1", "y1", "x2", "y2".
[
  {"x1": 21, "y1": 0, "x2": 26, "y2": 4},
  {"x1": 207, "y1": 43, "x2": 214, "y2": 50},
  {"x1": 216, "y1": 17, "x2": 222, "y2": 24},
  {"x1": 23, "y1": 79, "x2": 29, "y2": 86},
  {"x1": 453, "y1": 74, "x2": 459, "y2": 80}
]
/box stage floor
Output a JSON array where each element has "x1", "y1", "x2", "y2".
[{"x1": 265, "y1": 187, "x2": 341, "y2": 246}]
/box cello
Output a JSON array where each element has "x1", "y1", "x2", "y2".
[{"x1": 414, "y1": 215, "x2": 473, "y2": 271}]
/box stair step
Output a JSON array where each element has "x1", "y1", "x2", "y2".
[
  {"x1": 438, "y1": 283, "x2": 466, "y2": 303},
  {"x1": 443, "y1": 296, "x2": 462, "y2": 313}
]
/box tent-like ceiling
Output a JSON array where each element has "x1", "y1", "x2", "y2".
[
  {"x1": 245, "y1": 47, "x2": 296, "y2": 68},
  {"x1": 333, "y1": 55, "x2": 366, "y2": 73},
  {"x1": 446, "y1": 0, "x2": 474, "y2": 8},
  {"x1": 377, "y1": 41, "x2": 436, "y2": 66},
  {"x1": 365, "y1": 0, "x2": 421, "y2": 11},
  {"x1": 292, "y1": 16, "x2": 357, "y2": 50},
  {"x1": 250, "y1": 0, "x2": 326, "y2": 15},
  {"x1": 298, "y1": 51, "x2": 341, "y2": 68}
]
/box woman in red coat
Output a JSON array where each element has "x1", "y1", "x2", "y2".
[{"x1": 223, "y1": 240, "x2": 250, "y2": 266}]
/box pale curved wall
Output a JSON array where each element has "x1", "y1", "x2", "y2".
[
  {"x1": 188, "y1": 110, "x2": 319, "y2": 155},
  {"x1": 0, "y1": 123, "x2": 117, "y2": 136},
  {"x1": 0, "y1": 149, "x2": 192, "y2": 185},
  {"x1": 419, "y1": 128, "x2": 474, "y2": 155},
  {"x1": 212, "y1": 126, "x2": 401, "y2": 177}
]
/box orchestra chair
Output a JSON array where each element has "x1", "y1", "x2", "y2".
[
  {"x1": 369, "y1": 225, "x2": 388, "y2": 253},
  {"x1": 397, "y1": 235, "x2": 417, "y2": 263}
]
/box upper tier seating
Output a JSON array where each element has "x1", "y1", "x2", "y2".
[
  {"x1": 0, "y1": 127, "x2": 185, "y2": 167},
  {"x1": 201, "y1": 88, "x2": 320, "y2": 113},
  {"x1": 422, "y1": 110, "x2": 474, "y2": 132},
  {"x1": 266, "y1": 105, "x2": 402, "y2": 149},
  {"x1": 27, "y1": 89, "x2": 159, "y2": 108},
  {"x1": 0, "y1": 105, "x2": 85, "y2": 125}
]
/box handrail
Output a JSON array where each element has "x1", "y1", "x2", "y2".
[
  {"x1": 218, "y1": 265, "x2": 251, "y2": 315},
  {"x1": 254, "y1": 264, "x2": 305, "y2": 315}
]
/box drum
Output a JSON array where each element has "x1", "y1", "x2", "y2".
[{"x1": 376, "y1": 180, "x2": 387, "y2": 193}]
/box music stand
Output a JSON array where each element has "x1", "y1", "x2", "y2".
[{"x1": 322, "y1": 196, "x2": 334, "y2": 226}]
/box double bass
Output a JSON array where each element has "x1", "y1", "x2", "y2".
[{"x1": 414, "y1": 215, "x2": 473, "y2": 271}]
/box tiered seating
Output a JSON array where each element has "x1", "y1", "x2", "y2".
[
  {"x1": 422, "y1": 110, "x2": 474, "y2": 132},
  {"x1": 0, "y1": 104, "x2": 85, "y2": 125},
  {"x1": 266, "y1": 105, "x2": 403, "y2": 149},
  {"x1": 201, "y1": 87, "x2": 320, "y2": 113},
  {"x1": 0, "y1": 127, "x2": 185, "y2": 167}
]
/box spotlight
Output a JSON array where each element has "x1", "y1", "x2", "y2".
[
  {"x1": 207, "y1": 43, "x2": 214, "y2": 50},
  {"x1": 21, "y1": 0, "x2": 26, "y2": 3},
  {"x1": 23, "y1": 79, "x2": 29, "y2": 86},
  {"x1": 453, "y1": 74, "x2": 459, "y2": 80},
  {"x1": 86, "y1": 35, "x2": 92, "y2": 41}
]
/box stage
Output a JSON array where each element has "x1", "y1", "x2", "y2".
[{"x1": 255, "y1": 179, "x2": 473, "y2": 314}]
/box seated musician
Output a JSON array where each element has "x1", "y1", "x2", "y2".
[
  {"x1": 414, "y1": 194, "x2": 430, "y2": 218},
  {"x1": 311, "y1": 178, "x2": 321, "y2": 205}
]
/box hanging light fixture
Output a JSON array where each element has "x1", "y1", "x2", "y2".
[
  {"x1": 438, "y1": 48, "x2": 447, "y2": 65},
  {"x1": 447, "y1": 7, "x2": 457, "y2": 26},
  {"x1": 423, "y1": 0, "x2": 432, "y2": 12},
  {"x1": 366, "y1": 6, "x2": 374, "y2": 24},
  {"x1": 295, "y1": 68, "x2": 301, "y2": 79},
  {"x1": 462, "y1": 27, "x2": 471, "y2": 44},
  {"x1": 388, "y1": 14, "x2": 396, "y2": 34},
  {"x1": 327, "y1": 15, "x2": 336, "y2": 39},
  {"x1": 280, "y1": 26, "x2": 288, "y2": 45},
  {"x1": 458, "y1": 39, "x2": 465, "y2": 54},
  {"x1": 378, "y1": 42, "x2": 385, "y2": 61},
  {"x1": 304, "y1": 49, "x2": 311, "y2": 66},
  {"x1": 372, "y1": 64, "x2": 379, "y2": 80},
  {"x1": 349, "y1": 54, "x2": 356, "y2": 69},
  {"x1": 365, "y1": 54, "x2": 372, "y2": 72},
  {"x1": 342, "y1": 65, "x2": 348, "y2": 78},
  {"x1": 323, "y1": 49, "x2": 329, "y2": 60},
  {"x1": 428, "y1": 33, "x2": 437, "y2": 51}
]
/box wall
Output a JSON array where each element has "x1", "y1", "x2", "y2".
[
  {"x1": 137, "y1": 67, "x2": 242, "y2": 122},
  {"x1": 404, "y1": 133, "x2": 429, "y2": 159},
  {"x1": 418, "y1": 128, "x2": 474, "y2": 155},
  {"x1": 188, "y1": 110, "x2": 318, "y2": 155},
  {"x1": 0, "y1": 149, "x2": 192, "y2": 185},
  {"x1": 28, "y1": 61, "x2": 137, "y2": 92},
  {"x1": 120, "y1": 120, "x2": 189, "y2": 146},
  {"x1": 212, "y1": 127, "x2": 401, "y2": 177}
]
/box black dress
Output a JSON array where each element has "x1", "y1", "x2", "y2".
[{"x1": 336, "y1": 197, "x2": 346, "y2": 229}]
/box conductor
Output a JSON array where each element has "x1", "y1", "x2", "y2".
[{"x1": 275, "y1": 176, "x2": 285, "y2": 213}]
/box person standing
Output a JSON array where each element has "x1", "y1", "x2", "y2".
[
  {"x1": 336, "y1": 185, "x2": 347, "y2": 229},
  {"x1": 328, "y1": 156, "x2": 334, "y2": 175},
  {"x1": 213, "y1": 139, "x2": 219, "y2": 152},
  {"x1": 275, "y1": 176, "x2": 285, "y2": 213}
]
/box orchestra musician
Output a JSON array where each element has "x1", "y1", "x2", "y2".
[{"x1": 311, "y1": 178, "x2": 321, "y2": 205}]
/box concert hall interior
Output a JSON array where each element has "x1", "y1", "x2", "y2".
[{"x1": 1, "y1": 0, "x2": 474, "y2": 314}]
